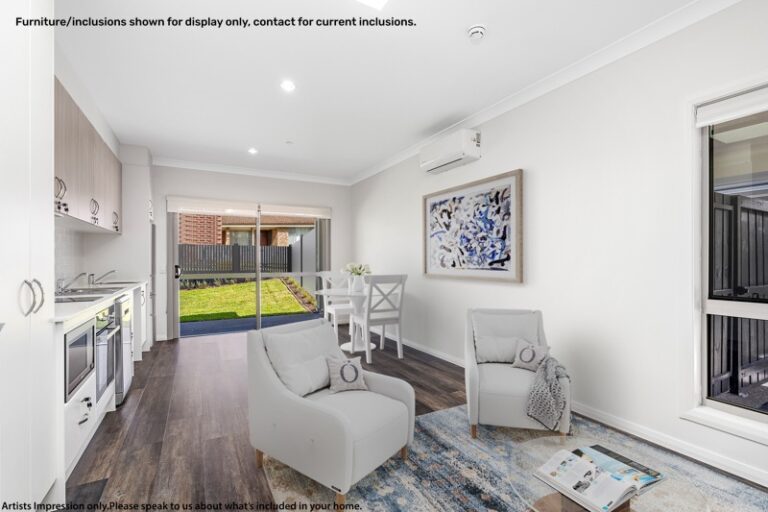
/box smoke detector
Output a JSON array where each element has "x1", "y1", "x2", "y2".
[{"x1": 467, "y1": 24, "x2": 487, "y2": 42}]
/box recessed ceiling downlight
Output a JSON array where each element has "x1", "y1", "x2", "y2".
[
  {"x1": 280, "y1": 79, "x2": 296, "y2": 93},
  {"x1": 467, "y1": 24, "x2": 487, "y2": 42},
  {"x1": 248, "y1": 147, "x2": 258, "y2": 155}
]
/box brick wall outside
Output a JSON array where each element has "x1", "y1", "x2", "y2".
[
  {"x1": 179, "y1": 214, "x2": 223, "y2": 245},
  {"x1": 273, "y1": 229, "x2": 290, "y2": 247}
]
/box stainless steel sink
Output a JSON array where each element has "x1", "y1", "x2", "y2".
[
  {"x1": 57, "y1": 287, "x2": 124, "y2": 296},
  {"x1": 55, "y1": 297, "x2": 101, "y2": 303}
]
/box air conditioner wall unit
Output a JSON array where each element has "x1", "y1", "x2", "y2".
[{"x1": 419, "y1": 129, "x2": 481, "y2": 174}]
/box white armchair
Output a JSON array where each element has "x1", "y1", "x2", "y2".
[
  {"x1": 247, "y1": 319, "x2": 415, "y2": 505},
  {"x1": 465, "y1": 309, "x2": 571, "y2": 438}
]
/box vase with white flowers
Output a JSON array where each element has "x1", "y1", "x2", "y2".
[{"x1": 343, "y1": 263, "x2": 371, "y2": 293}]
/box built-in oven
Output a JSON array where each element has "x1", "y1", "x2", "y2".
[
  {"x1": 65, "y1": 318, "x2": 95, "y2": 402},
  {"x1": 95, "y1": 304, "x2": 120, "y2": 402}
]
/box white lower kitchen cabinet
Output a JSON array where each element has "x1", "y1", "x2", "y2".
[
  {"x1": 132, "y1": 284, "x2": 148, "y2": 361},
  {"x1": 64, "y1": 374, "x2": 98, "y2": 473},
  {"x1": 0, "y1": 0, "x2": 58, "y2": 503}
]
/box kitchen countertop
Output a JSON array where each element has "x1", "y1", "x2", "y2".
[{"x1": 54, "y1": 281, "x2": 147, "y2": 323}]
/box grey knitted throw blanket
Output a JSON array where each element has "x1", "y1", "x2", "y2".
[{"x1": 526, "y1": 356, "x2": 570, "y2": 431}]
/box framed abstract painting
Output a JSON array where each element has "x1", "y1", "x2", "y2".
[{"x1": 423, "y1": 170, "x2": 523, "y2": 281}]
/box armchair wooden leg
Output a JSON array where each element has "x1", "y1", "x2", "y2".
[
  {"x1": 335, "y1": 493, "x2": 346, "y2": 506},
  {"x1": 400, "y1": 446, "x2": 408, "y2": 459},
  {"x1": 255, "y1": 449, "x2": 264, "y2": 468},
  {"x1": 470, "y1": 424, "x2": 478, "y2": 439}
]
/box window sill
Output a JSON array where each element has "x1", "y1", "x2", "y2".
[{"x1": 681, "y1": 404, "x2": 768, "y2": 446}]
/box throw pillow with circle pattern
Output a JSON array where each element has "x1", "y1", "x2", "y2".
[
  {"x1": 511, "y1": 341, "x2": 549, "y2": 372},
  {"x1": 327, "y1": 357, "x2": 368, "y2": 393}
]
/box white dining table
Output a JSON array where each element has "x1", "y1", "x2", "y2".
[{"x1": 315, "y1": 287, "x2": 376, "y2": 353}]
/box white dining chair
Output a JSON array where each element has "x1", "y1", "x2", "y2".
[
  {"x1": 350, "y1": 274, "x2": 407, "y2": 363},
  {"x1": 318, "y1": 271, "x2": 354, "y2": 341}
]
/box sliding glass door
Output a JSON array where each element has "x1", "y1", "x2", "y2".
[
  {"x1": 168, "y1": 200, "x2": 330, "y2": 337},
  {"x1": 177, "y1": 213, "x2": 260, "y2": 336},
  {"x1": 258, "y1": 213, "x2": 327, "y2": 329}
]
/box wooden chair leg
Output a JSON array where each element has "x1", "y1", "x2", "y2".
[
  {"x1": 335, "y1": 493, "x2": 346, "y2": 506},
  {"x1": 470, "y1": 424, "x2": 478, "y2": 439},
  {"x1": 396, "y1": 322, "x2": 403, "y2": 359},
  {"x1": 380, "y1": 325, "x2": 386, "y2": 350},
  {"x1": 400, "y1": 446, "x2": 408, "y2": 459},
  {"x1": 255, "y1": 449, "x2": 264, "y2": 468}
]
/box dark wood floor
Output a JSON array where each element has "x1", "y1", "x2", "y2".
[{"x1": 66, "y1": 327, "x2": 466, "y2": 505}]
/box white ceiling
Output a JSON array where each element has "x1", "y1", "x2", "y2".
[{"x1": 55, "y1": 0, "x2": 721, "y2": 184}]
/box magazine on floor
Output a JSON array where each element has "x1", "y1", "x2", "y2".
[{"x1": 535, "y1": 444, "x2": 664, "y2": 512}]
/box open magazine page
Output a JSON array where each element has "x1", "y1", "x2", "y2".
[
  {"x1": 573, "y1": 446, "x2": 664, "y2": 494},
  {"x1": 538, "y1": 450, "x2": 633, "y2": 512}
]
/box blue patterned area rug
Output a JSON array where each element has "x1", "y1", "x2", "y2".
[{"x1": 264, "y1": 406, "x2": 768, "y2": 511}]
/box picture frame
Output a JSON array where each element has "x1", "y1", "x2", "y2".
[{"x1": 423, "y1": 169, "x2": 523, "y2": 282}]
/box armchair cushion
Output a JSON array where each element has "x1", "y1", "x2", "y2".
[
  {"x1": 474, "y1": 335, "x2": 526, "y2": 363},
  {"x1": 306, "y1": 389, "x2": 410, "y2": 482},
  {"x1": 478, "y1": 363, "x2": 536, "y2": 397},
  {"x1": 263, "y1": 322, "x2": 344, "y2": 396},
  {"x1": 511, "y1": 341, "x2": 549, "y2": 371}
]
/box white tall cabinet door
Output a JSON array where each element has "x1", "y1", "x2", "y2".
[
  {"x1": 27, "y1": 0, "x2": 57, "y2": 499},
  {"x1": 0, "y1": 0, "x2": 55, "y2": 502},
  {"x1": 0, "y1": 0, "x2": 34, "y2": 501}
]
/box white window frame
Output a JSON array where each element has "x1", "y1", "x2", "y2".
[{"x1": 681, "y1": 79, "x2": 768, "y2": 446}]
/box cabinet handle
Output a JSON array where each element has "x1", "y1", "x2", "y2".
[
  {"x1": 54, "y1": 177, "x2": 62, "y2": 199},
  {"x1": 31, "y1": 279, "x2": 44, "y2": 313},
  {"x1": 59, "y1": 178, "x2": 67, "y2": 199},
  {"x1": 95, "y1": 200, "x2": 100, "y2": 214},
  {"x1": 112, "y1": 211, "x2": 119, "y2": 226},
  {"x1": 78, "y1": 415, "x2": 89, "y2": 425},
  {"x1": 20, "y1": 280, "x2": 36, "y2": 317},
  {"x1": 141, "y1": 290, "x2": 146, "y2": 305}
]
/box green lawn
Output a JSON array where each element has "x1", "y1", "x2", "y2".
[{"x1": 180, "y1": 279, "x2": 308, "y2": 322}]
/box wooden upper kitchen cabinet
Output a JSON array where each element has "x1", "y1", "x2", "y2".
[
  {"x1": 54, "y1": 79, "x2": 82, "y2": 218},
  {"x1": 109, "y1": 149, "x2": 123, "y2": 232},
  {"x1": 54, "y1": 78, "x2": 122, "y2": 233},
  {"x1": 97, "y1": 138, "x2": 122, "y2": 232}
]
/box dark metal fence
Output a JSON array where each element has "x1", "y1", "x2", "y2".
[{"x1": 179, "y1": 244, "x2": 291, "y2": 274}]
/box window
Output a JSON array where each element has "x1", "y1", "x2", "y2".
[
  {"x1": 709, "y1": 111, "x2": 768, "y2": 301},
  {"x1": 704, "y1": 94, "x2": 768, "y2": 418},
  {"x1": 708, "y1": 314, "x2": 768, "y2": 414},
  {"x1": 229, "y1": 230, "x2": 252, "y2": 246}
]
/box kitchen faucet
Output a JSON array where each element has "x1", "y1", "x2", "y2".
[
  {"x1": 90, "y1": 269, "x2": 117, "y2": 286},
  {"x1": 57, "y1": 272, "x2": 87, "y2": 293}
]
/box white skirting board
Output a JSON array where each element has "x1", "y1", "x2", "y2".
[
  {"x1": 571, "y1": 401, "x2": 768, "y2": 488},
  {"x1": 367, "y1": 326, "x2": 465, "y2": 367}
]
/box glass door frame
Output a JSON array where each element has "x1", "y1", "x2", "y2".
[{"x1": 169, "y1": 203, "x2": 330, "y2": 337}]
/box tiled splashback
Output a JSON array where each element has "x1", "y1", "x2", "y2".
[{"x1": 55, "y1": 226, "x2": 86, "y2": 284}]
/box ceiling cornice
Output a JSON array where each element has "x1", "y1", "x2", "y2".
[
  {"x1": 151, "y1": 157, "x2": 353, "y2": 187},
  {"x1": 350, "y1": 0, "x2": 744, "y2": 185}
]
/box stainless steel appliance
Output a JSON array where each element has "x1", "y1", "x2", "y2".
[
  {"x1": 95, "y1": 304, "x2": 119, "y2": 402},
  {"x1": 115, "y1": 295, "x2": 134, "y2": 406},
  {"x1": 65, "y1": 319, "x2": 95, "y2": 402}
]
